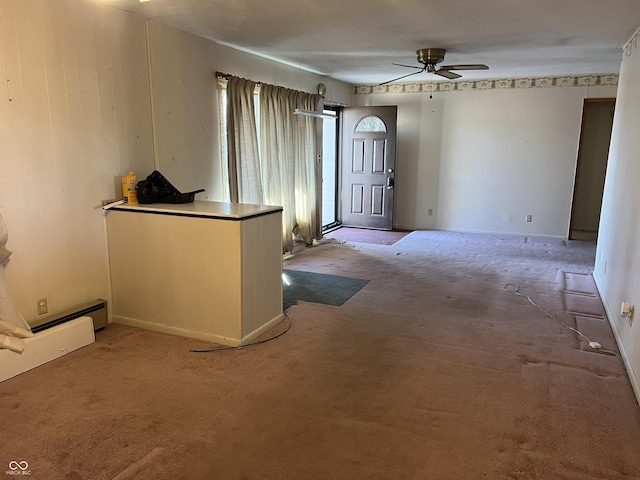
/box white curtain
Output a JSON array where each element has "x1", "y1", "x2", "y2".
[
  {"x1": 259, "y1": 84, "x2": 321, "y2": 252},
  {"x1": 226, "y1": 76, "x2": 263, "y2": 204},
  {"x1": 0, "y1": 212, "x2": 33, "y2": 353}
]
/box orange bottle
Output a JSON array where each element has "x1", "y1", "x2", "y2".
[{"x1": 122, "y1": 172, "x2": 138, "y2": 205}]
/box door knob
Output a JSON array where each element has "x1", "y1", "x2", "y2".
[{"x1": 386, "y1": 177, "x2": 395, "y2": 189}]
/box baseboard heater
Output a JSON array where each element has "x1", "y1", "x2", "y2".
[
  {"x1": 30, "y1": 299, "x2": 108, "y2": 333},
  {"x1": 0, "y1": 317, "x2": 95, "y2": 383},
  {"x1": 0, "y1": 300, "x2": 106, "y2": 383}
]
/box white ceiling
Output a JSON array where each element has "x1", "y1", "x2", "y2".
[{"x1": 96, "y1": 0, "x2": 640, "y2": 85}]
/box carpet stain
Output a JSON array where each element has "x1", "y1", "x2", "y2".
[
  {"x1": 562, "y1": 293, "x2": 605, "y2": 318},
  {"x1": 562, "y1": 271, "x2": 599, "y2": 295}
]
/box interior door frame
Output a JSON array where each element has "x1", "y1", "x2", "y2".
[{"x1": 568, "y1": 98, "x2": 615, "y2": 240}]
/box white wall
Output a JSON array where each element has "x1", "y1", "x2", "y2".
[
  {"x1": 147, "y1": 20, "x2": 353, "y2": 201},
  {"x1": 0, "y1": 0, "x2": 352, "y2": 323},
  {"x1": 355, "y1": 83, "x2": 617, "y2": 236},
  {"x1": 594, "y1": 28, "x2": 640, "y2": 401}
]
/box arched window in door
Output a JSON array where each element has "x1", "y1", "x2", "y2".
[{"x1": 354, "y1": 115, "x2": 387, "y2": 133}]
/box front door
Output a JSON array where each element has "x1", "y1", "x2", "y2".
[{"x1": 340, "y1": 106, "x2": 397, "y2": 230}]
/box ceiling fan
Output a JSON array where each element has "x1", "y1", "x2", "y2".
[{"x1": 380, "y1": 48, "x2": 489, "y2": 85}]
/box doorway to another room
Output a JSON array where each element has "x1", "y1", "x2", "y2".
[{"x1": 569, "y1": 98, "x2": 615, "y2": 241}]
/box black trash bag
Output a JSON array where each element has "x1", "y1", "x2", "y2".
[{"x1": 137, "y1": 170, "x2": 205, "y2": 204}]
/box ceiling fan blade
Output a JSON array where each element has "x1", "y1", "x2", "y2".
[
  {"x1": 440, "y1": 64, "x2": 489, "y2": 71},
  {"x1": 391, "y1": 63, "x2": 423, "y2": 70},
  {"x1": 378, "y1": 68, "x2": 426, "y2": 86},
  {"x1": 435, "y1": 69, "x2": 462, "y2": 80}
]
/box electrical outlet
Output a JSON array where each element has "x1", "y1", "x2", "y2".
[
  {"x1": 526, "y1": 214, "x2": 532, "y2": 223},
  {"x1": 621, "y1": 302, "x2": 635, "y2": 327},
  {"x1": 428, "y1": 208, "x2": 433, "y2": 216},
  {"x1": 37, "y1": 297, "x2": 48, "y2": 316}
]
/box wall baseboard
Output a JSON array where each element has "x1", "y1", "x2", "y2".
[
  {"x1": 593, "y1": 272, "x2": 640, "y2": 407},
  {"x1": 111, "y1": 313, "x2": 285, "y2": 347}
]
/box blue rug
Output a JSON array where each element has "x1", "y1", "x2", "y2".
[{"x1": 282, "y1": 269, "x2": 369, "y2": 310}]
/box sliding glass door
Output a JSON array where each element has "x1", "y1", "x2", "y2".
[{"x1": 322, "y1": 106, "x2": 340, "y2": 231}]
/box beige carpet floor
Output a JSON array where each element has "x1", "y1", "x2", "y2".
[{"x1": 1, "y1": 230, "x2": 639, "y2": 479}]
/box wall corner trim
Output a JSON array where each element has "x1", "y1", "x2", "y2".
[{"x1": 623, "y1": 26, "x2": 640, "y2": 58}]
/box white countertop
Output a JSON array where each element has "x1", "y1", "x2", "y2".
[{"x1": 109, "y1": 200, "x2": 283, "y2": 220}]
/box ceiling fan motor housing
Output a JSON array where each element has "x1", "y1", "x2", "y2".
[{"x1": 416, "y1": 48, "x2": 446, "y2": 66}]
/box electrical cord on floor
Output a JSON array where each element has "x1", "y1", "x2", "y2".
[
  {"x1": 503, "y1": 283, "x2": 619, "y2": 356},
  {"x1": 189, "y1": 311, "x2": 292, "y2": 353}
]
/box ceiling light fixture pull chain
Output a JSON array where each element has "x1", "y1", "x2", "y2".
[{"x1": 430, "y1": 73, "x2": 433, "y2": 99}]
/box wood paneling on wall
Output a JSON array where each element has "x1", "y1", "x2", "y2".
[{"x1": 0, "y1": 0, "x2": 154, "y2": 319}]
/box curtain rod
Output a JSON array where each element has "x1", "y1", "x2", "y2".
[
  {"x1": 215, "y1": 71, "x2": 261, "y2": 85},
  {"x1": 215, "y1": 71, "x2": 320, "y2": 97}
]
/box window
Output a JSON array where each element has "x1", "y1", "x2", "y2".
[
  {"x1": 354, "y1": 115, "x2": 386, "y2": 133},
  {"x1": 321, "y1": 106, "x2": 341, "y2": 230},
  {"x1": 217, "y1": 75, "x2": 322, "y2": 252}
]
